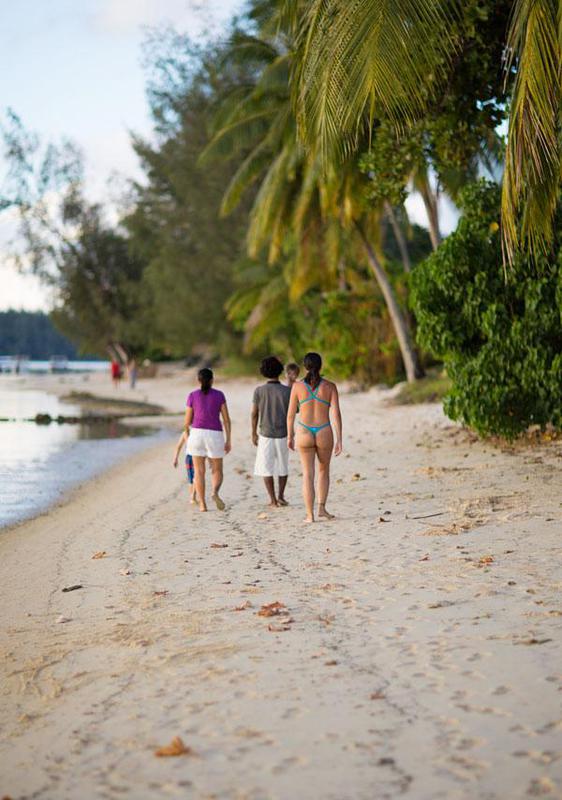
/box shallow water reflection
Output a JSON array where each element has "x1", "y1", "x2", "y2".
[{"x1": 0, "y1": 387, "x2": 163, "y2": 529}]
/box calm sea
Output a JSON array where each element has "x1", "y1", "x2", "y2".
[{"x1": 0, "y1": 382, "x2": 168, "y2": 529}]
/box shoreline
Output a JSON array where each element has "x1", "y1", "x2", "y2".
[{"x1": 1, "y1": 375, "x2": 562, "y2": 798}]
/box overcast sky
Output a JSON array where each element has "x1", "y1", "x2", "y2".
[{"x1": 0, "y1": 0, "x2": 457, "y2": 312}]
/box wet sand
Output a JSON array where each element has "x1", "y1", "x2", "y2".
[{"x1": 1, "y1": 372, "x2": 561, "y2": 799}]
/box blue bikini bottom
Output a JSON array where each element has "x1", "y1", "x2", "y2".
[{"x1": 298, "y1": 421, "x2": 331, "y2": 437}]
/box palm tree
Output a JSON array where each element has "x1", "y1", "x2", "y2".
[
  {"x1": 201, "y1": 27, "x2": 424, "y2": 381},
  {"x1": 293, "y1": 0, "x2": 562, "y2": 262}
]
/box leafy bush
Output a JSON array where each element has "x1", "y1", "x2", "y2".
[{"x1": 411, "y1": 181, "x2": 562, "y2": 438}]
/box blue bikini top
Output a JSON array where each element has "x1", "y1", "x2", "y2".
[{"x1": 298, "y1": 379, "x2": 331, "y2": 408}]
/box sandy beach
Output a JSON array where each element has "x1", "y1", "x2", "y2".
[{"x1": 1, "y1": 371, "x2": 561, "y2": 799}]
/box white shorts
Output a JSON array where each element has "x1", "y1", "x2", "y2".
[
  {"x1": 186, "y1": 428, "x2": 225, "y2": 459},
  {"x1": 254, "y1": 435, "x2": 289, "y2": 477}
]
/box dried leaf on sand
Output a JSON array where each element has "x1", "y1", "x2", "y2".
[
  {"x1": 154, "y1": 736, "x2": 194, "y2": 757},
  {"x1": 92, "y1": 551, "x2": 107, "y2": 559},
  {"x1": 258, "y1": 601, "x2": 286, "y2": 617}
]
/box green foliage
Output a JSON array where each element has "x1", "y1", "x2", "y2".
[
  {"x1": 124, "y1": 35, "x2": 253, "y2": 358},
  {"x1": 411, "y1": 181, "x2": 562, "y2": 438}
]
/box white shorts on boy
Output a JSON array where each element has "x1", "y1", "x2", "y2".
[
  {"x1": 254, "y1": 435, "x2": 289, "y2": 477},
  {"x1": 187, "y1": 428, "x2": 225, "y2": 459}
]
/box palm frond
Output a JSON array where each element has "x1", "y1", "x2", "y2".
[
  {"x1": 295, "y1": 0, "x2": 460, "y2": 159},
  {"x1": 501, "y1": 0, "x2": 561, "y2": 263}
]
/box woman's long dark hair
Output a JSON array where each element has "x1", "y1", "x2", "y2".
[
  {"x1": 303, "y1": 352, "x2": 322, "y2": 390},
  {"x1": 198, "y1": 367, "x2": 213, "y2": 394}
]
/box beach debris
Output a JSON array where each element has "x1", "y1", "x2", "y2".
[
  {"x1": 351, "y1": 473, "x2": 362, "y2": 481},
  {"x1": 210, "y1": 543, "x2": 228, "y2": 548},
  {"x1": 370, "y1": 691, "x2": 386, "y2": 700},
  {"x1": 325, "y1": 660, "x2": 338, "y2": 666},
  {"x1": 153, "y1": 590, "x2": 168, "y2": 597},
  {"x1": 62, "y1": 584, "x2": 83, "y2": 593},
  {"x1": 119, "y1": 568, "x2": 131, "y2": 576},
  {"x1": 515, "y1": 638, "x2": 553, "y2": 646},
  {"x1": 258, "y1": 601, "x2": 286, "y2": 617},
  {"x1": 407, "y1": 511, "x2": 446, "y2": 520},
  {"x1": 233, "y1": 601, "x2": 253, "y2": 611},
  {"x1": 268, "y1": 621, "x2": 293, "y2": 632},
  {"x1": 378, "y1": 517, "x2": 390, "y2": 523},
  {"x1": 154, "y1": 736, "x2": 194, "y2": 757},
  {"x1": 56, "y1": 615, "x2": 72, "y2": 624},
  {"x1": 92, "y1": 551, "x2": 107, "y2": 559},
  {"x1": 478, "y1": 555, "x2": 494, "y2": 566}
]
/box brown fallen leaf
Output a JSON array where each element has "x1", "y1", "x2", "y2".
[
  {"x1": 325, "y1": 659, "x2": 338, "y2": 666},
  {"x1": 210, "y1": 543, "x2": 228, "y2": 549},
  {"x1": 154, "y1": 736, "x2": 194, "y2": 757},
  {"x1": 233, "y1": 601, "x2": 253, "y2": 611},
  {"x1": 258, "y1": 601, "x2": 286, "y2": 617},
  {"x1": 92, "y1": 551, "x2": 107, "y2": 559}
]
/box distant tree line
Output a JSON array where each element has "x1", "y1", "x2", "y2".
[{"x1": 0, "y1": 310, "x2": 80, "y2": 359}]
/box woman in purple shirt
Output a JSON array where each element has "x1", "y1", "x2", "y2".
[{"x1": 185, "y1": 368, "x2": 231, "y2": 512}]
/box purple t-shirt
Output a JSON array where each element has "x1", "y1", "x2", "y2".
[{"x1": 186, "y1": 388, "x2": 225, "y2": 431}]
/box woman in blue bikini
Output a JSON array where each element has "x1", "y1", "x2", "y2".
[{"x1": 287, "y1": 352, "x2": 343, "y2": 523}]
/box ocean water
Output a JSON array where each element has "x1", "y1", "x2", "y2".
[{"x1": 0, "y1": 386, "x2": 168, "y2": 529}]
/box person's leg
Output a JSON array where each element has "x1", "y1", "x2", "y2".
[
  {"x1": 316, "y1": 426, "x2": 335, "y2": 519},
  {"x1": 263, "y1": 477, "x2": 278, "y2": 506},
  {"x1": 297, "y1": 430, "x2": 316, "y2": 523},
  {"x1": 210, "y1": 458, "x2": 225, "y2": 510},
  {"x1": 277, "y1": 475, "x2": 288, "y2": 504},
  {"x1": 193, "y1": 456, "x2": 207, "y2": 511}
]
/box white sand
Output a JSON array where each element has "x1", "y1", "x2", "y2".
[{"x1": 1, "y1": 371, "x2": 561, "y2": 800}]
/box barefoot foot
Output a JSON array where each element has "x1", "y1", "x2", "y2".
[
  {"x1": 277, "y1": 497, "x2": 289, "y2": 506},
  {"x1": 199, "y1": 503, "x2": 208, "y2": 512},
  {"x1": 212, "y1": 493, "x2": 225, "y2": 511},
  {"x1": 318, "y1": 505, "x2": 335, "y2": 520},
  {"x1": 304, "y1": 515, "x2": 315, "y2": 524}
]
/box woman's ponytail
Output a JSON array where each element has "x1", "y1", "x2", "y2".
[
  {"x1": 303, "y1": 352, "x2": 322, "y2": 390},
  {"x1": 198, "y1": 367, "x2": 213, "y2": 394}
]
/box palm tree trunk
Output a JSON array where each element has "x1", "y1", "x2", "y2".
[
  {"x1": 419, "y1": 182, "x2": 441, "y2": 251},
  {"x1": 355, "y1": 221, "x2": 424, "y2": 382},
  {"x1": 385, "y1": 201, "x2": 411, "y2": 272}
]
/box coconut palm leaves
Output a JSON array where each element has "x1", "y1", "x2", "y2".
[
  {"x1": 501, "y1": 0, "x2": 562, "y2": 263},
  {"x1": 295, "y1": 0, "x2": 460, "y2": 158}
]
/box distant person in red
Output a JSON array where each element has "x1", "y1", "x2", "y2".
[{"x1": 111, "y1": 359, "x2": 122, "y2": 388}]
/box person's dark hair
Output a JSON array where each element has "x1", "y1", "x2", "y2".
[
  {"x1": 198, "y1": 367, "x2": 213, "y2": 394},
  {"x1": 260, "y1": 356, "x2": 284, "y2": 379},
  {"x1": 286, "y1": 362, "x2": 300, "y2": 374},
  {"x1": 303, "y1": 352, "x2": 322, "y2": 389}
]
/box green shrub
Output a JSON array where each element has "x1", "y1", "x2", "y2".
[{"x1": 411, "y1": 181, "x2": 562, "y2": 438}]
